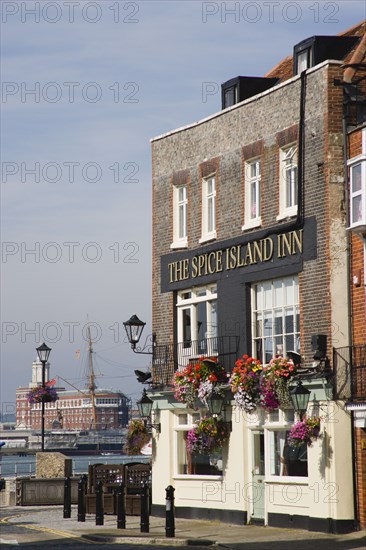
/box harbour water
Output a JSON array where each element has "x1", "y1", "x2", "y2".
[{"x1": 0, "y1": 453, "x2": 150, "y2": 478}]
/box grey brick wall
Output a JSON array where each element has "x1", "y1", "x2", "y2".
[{"x1": 152, "y1": 62, "x2": 347, "y2": 366}]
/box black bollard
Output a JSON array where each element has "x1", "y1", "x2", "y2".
[
  {"x1": 77, "y1": 474, "x2": 87, "y2": 522},
  {"x1": 63, "y1": 477, "x2": 71, "y2": 519},
  {"x1": 116, "y1": 482, "x2": 126, "y2": 529},
  {"x1": 140, "y1": 482, "x2": 150, "y2": 533},
  {"x1": 165, "y1": 485, "x2": 175, "y2": 538},
  {"x1": 95, "y1": 480, "x2": 104, "y2": 526}
]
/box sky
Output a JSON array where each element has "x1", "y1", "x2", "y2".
[{"x1": 1, "y1": 0, "x2": 365, "y2": 417}]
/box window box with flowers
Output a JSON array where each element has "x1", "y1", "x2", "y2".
[
  {"x1": 27, "y1": 387, "x2": 58, "y2": 405},
  {"x1": 173, "y1": 357, "x2": 228, "y2": 409}
]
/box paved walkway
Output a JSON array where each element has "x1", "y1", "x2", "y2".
[{"x1": 1, "y1": 505, "x2": 366, "y2": 549}]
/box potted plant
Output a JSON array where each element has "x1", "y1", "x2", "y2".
[
  {"x1": 287, "y1": 417, "x2": 321, "y2": 448},
  {"x1": 173, "y1": 357, "x2": 228, "y2": 408},
  {"x1": 125, "y1": 419, "x2": 150, "y2": 455},
  {"x1": 229, "y1": 355, "x2": 262, "y2": 412},
  {"x1": 27, "y1": 386, "x2": 58, "y2": 404}
]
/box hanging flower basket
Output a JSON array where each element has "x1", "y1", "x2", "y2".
[
  {"x1": 186, "y1": 416, "x2": 230, "y2": 455},
  {"x1": 260, "y1": 356, "x2": 297, "y2": 411},
  {"x1": 125, "y1": 419, "x2": 150, "y2": 455},
  {"x1": 288, "y1": 417, "x2": 321, "y2": 448},
  {"x1": 173, "y1": 357, "x2": 228, "y2": 409},
  {"x1": 229, "y1": 355, "x2": 262, "y2": 412},
  {"x1": 27, "y1": 387, "x2": 58, "y2": 405}
]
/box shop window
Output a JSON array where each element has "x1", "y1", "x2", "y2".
[
  {"x1": 348, "y1": 156, "x2": 366, "y2": 233},
  {"x1": 172, "y1": 184, "x2": 188, "y2": 248},
  {"x1": 243, "y1": 158, "x2": 261, "y2": 230},
  {"x1": 269, "y1": 430, "x2": 307, "y2": 477},
  {"x1": 200, "y1": 175, "x2": 216, "y2": 243},
  {"x1": 277, "y1": 145, "x2": 298, "y2": 220},
  {"x1": 252, "y1": 276, "x2": 300, "y2": 364},
  {"x1": 175, "y1": 413, "x2": 223, "y2": 476}
]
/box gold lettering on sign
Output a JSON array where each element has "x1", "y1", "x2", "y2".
[
  {"x1": 168, "y1": 259, "x2": 190, "y2": 283},
  {"x1": 277, "y1": 230, "x2": 303, "y2": 258},
  {"x1": 168, "y1": 230, "x2": 303, "y2": 283}
]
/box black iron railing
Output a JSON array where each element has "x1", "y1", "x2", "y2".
[
  {"x1": 152, "y1": 335, "x2": 240, "y2": 388},
  {"x1": 333, "y1": 344, "x2": 366, "y2": 401}
]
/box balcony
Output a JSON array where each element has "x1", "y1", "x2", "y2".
[
  {"x1": 152, "y1": 335, "x2": 240, "y2": 388},
  {"x1": 333, "y1": 344, "x2": 366, "y2": 401}
]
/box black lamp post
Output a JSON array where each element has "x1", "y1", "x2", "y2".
[
  {"x1": 123, "y1": 314, "x2": 156, "y2": 357},
  {"x1": 137, "y1": 389, "x2": 160, "y2": 433},
  {"x1": 290, "y1": 381, "x2": 311, "y2": 420},
  {"x1": 36, "y1": 342, "x2": 52, "y2": 452}
]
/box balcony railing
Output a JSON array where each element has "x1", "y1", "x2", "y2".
[
  {"x1": 333, "y1": 344, "x2": 366, "y2": 401},
  {"x1": 152, "y1": 335, "x2": 240, "y2": 388}
]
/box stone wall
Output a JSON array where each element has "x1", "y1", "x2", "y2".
[{"x1": 36, "y1": 452, "x2": 72, "y2": 479}]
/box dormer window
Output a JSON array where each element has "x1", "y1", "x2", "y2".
[
  {"x1": 296, "y1": 48, "x2": 312, "y2": 73},
  {"x1": 224, "y1": 85, "x2": 237, "y2": 108}
]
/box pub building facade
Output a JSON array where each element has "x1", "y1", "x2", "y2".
[{"x1": 149, "y1": 21, "x2": 366, "y2": 532}]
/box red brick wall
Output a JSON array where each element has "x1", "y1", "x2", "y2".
[
  {"x1": 355, "y1": 427, "x2": 366, "y2": 528},
  {"x1": 348, "y1": 123, "x2": 366, "y2": 530},
  {"x1": 348, "y1": 127, "x2": 366, "y2": 345}
]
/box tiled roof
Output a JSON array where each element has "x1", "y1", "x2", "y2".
[{"x1": 264, "y1": 20, "x2": 366, "y2": 83}]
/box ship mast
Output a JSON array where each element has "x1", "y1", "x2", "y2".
[{"x1": 87, "y1": 327, "x2": 97, "y2": 430}]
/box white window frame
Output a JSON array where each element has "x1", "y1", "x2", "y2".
[
  {"x1": 242, "y1": 158, "x2": 262, "y2": 230},
  {"x1": 174, "y1": 411, "x2": 223, "y2": 479},
  {"x1": 199, "y1": 175, "x2": 217, "y2": 243},
  {"x1": 248, "y1": 409, "x2": 308, "y2": 483},
  {"x1": 251, "y1": 276, "x2": 300, "y2": 365},
  {"x1": 177, "y1": 285, "x2": 217, "y2": 345},
  {"x1": 277, "y1": 144, "x2": 298, "y2": 220},
  {"x1": 347, "y1": 130, "x2": 366, "y2": 233},
  {"x1": 171, "y1": 184, "x2": 188, "y2": 249}
]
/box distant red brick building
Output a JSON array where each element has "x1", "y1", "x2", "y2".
[{"x1": 15, "y1": 357, "x2": 130, "y2": 431}]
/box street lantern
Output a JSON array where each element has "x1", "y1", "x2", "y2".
[
  {"x1": 35, "y1": 342, "x2": 52, "y2": 452},
  {"x1": 36, "y1": 342, "x2": 52, "y2": 363},
  {"x1": 124, "y1": 314, "x2": 156, "y2": 358},
  {"x1": 137, "y1": 389, "x2": 160, "y2": 433},
  {"x1": 290, "y1": 381, "x2": 311, "y2": 420},
  {"x1": 137, "y1": 389, "x2": 153, "y2": 420},
  {"x1": 206, "y1": 392, "x2": 225, "y2": 416},
  {"x1": 123, "y1": 314, "x2": 146, "y2": 349}
]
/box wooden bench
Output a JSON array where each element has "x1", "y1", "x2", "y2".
[
  {"x1": 85, "y1": 462, "x2": 151, "y2": 516},
  {"x1": 85, "y1": 463, "x2": 125, "y2": 515}
]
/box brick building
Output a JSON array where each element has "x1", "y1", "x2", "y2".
[
  {"x1": 15, "y1": 357, "x2": 130, "y2": 431},
  {"x1": 147, "y1": 22, "x2": 366, "y2": 533}
]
